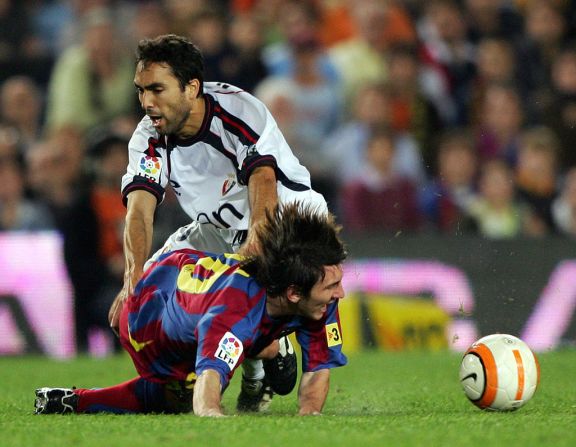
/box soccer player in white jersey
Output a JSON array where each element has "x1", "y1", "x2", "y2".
[{"x1": 108, "y1": 34, "x2": 328, "y2": 412}]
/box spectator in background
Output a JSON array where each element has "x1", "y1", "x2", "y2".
[
  {"x1": 552, "y1": 167, "x2": 576, "y2": 237},
  {"x1": 263, "y1": 1, "x2": 338, "y2": 83},
  {"x1": 27, "y1": 127, "x2": 127, "y2": 352},
  {"x1": 541, "y1": 47, "x2": 576, "y2": 171},
  {"x1": 85, "y1": 131, "x2": 129, "y2": 285},
  {"x1": 420, "y1": 129, "x2": 478, "y2": 234},
  {"x1": 340, "y1": 127, "x2": 423, "y2": 234},
  {"x1": 467, "y1": 37, "x2": 520, "y2": 126},
  {"x1": 25, "y1": 0, "x2": 75, "y2": 58},
  {"x1": 126, "y1": 1, "x2": 170, "y2": 44},
  {"x1": 474, "y1": 82, "x2": 524, "y2": 166},
  {"x1": 186, "y1": 7, "x2": 268, "y2": 93},
  {"x1": 0, "y1": 0, "x2": 52, "y2": 86},
  {"x1": 229, "y1": 0, "x2": 286, "y2": 44},
  {"x1": 385, "y1": 44, "x2": 443, "y2": 174},
  {"x1": 463, "y1": 0, "x2": 524, "y2": 44},
  {"x1": 0, "y1": 156, "x2": 54, "y2": 231},
  {"x1": 256, "y1": 31, "x2": 342, "y2": 164},
  {"x1": 37, "y1": 0, "x2": 116, "y2": 56},
  {"x1": 70, "y1": 130, "x2": 131, "y2": 353},
  {"x1": 0, "y1": 121, "x2": 23, "y2": 161},
  {"x1": 27, "y1": 127, "x2": 86, "y2": 215},
  {"x1": 316, "y1": 0, "x2": 356, "y2": 47},
  {"x1": 45, "y1": 8, "x2": 135, "y2": 134},
  {"x1": 163, "y1": 0, "x2": 219, "y2": 37},
  {"x1": 328, "y1": 0, "x2": 394, "y2": 100},
  {"x1": 26, "y1": 128, "x2": 94, "y2": 352},
  {"x1": 227, "y1": 12, "x2": 269, "y2": 92},
  {"x1": 254, "y1": 74, "x2": 340, "y2": 210},
  {"x1": 320, "y1": 0, "x2": 416, "y2": 51},
  {"x1": 322, "y1": 81, "x2": 425, "y2": 188},
  {"x1": 187, "y1": 8, "x2": 236, "y2": 83},
  {"x1": 417, "y1": 0, "x2": 476, "y2": 126},
  {"x1": 0, "y1": 76, "x2": 44, "y2": 152},
  {"x1": 466, "y1": 159, "x2": 543, "y2": 238},
  {"x1": 515, "y1": 126, "x2": 560, "y2": 233},
  {"x1": 516, "y1": 0, "x2": 568, "y2": 119}
]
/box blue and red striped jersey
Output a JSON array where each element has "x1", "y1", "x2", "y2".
[{"x1": 119, "y1": 249, "x2": 347, "y2": 389}]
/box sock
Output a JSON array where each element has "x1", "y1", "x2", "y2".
[
  {"x1": 242, "y1": 358, "x2": 265, "y2": 381},
  {"x1": 75, "y1": 377, "x2": 164, "y2": 414}
]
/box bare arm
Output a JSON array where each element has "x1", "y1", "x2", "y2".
[
  {"x1": 108, "y1": 190, "x2": 157, "y2": 332},
  {"x1": 248, "y1": 165, "x2": 278, "y2": 226},
  {"x1": 193, "y1": 369, "x2": 225, "y2": 417},
  {"x1": 240, "y1": 166, "x2": 277, "y2": 255},
  {"x1": 298, "y1": 369, "x2": 330, "y2": 415}
]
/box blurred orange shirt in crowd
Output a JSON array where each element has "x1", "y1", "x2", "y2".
[{"x1": 91, "y1": 188, "x2": 125, "y2": 262}]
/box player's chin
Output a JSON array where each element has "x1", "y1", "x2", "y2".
[{"x1": 310, "y1": 307, "x2": 327, "y2": 320}]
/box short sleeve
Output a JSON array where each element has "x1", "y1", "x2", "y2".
[
  {"x1": 194, "y1": 312, "x2": 248, "y2": 389},
  {"x1": 121, "y1": 118, "x2": 168, "y2": 206}
]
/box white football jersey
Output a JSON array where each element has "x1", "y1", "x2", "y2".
[{"x1": 121, "y1": 82, "x2": 327, "y2": 230}]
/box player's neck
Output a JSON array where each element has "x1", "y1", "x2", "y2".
[
  {"x1": 266, "y1": 295, "x2": 295, "y2": 318},
  {"x1": 176, "y1": 96, "x2": 205, "y2": 139}
]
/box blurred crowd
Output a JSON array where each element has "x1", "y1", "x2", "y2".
[{"x1": 2, "y1": 0, "x2": 576, "y2": 348}]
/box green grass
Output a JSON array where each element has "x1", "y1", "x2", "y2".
[{"x1": 1, "y1": 350, "x2": 575, "y2": 447}]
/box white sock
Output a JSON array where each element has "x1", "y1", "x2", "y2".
[{"x1": 242, "y1": 358, "x2": 265, "y2": 380}]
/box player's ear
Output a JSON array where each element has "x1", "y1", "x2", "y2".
[
  {"x1": 286, "y1": 286, "x2": 302, "y2": 304},
  {"x1": 186, "y1": 79, "x2": 201, "y2": 99}
]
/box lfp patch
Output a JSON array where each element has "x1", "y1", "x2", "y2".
[
  {"x1": 139, "y1": 155, "x2": 161, "y2": 175},
  {"x1": 325, "y1": 322, "x2": 342, "y2": 347},
  {"x1": 215, "y1": 332, "x2": 243, "y2": 370}
]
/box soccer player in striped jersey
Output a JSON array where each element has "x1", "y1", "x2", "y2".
[
  {"x1": 107, "y1": 34, "x2": 329, "y2": 411},
  {"x1": 35, "y1": 203, "x2": 347, "y2": 416}
]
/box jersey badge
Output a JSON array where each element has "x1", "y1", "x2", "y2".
[
  {"x1": 215, "y1": 332, "x2": 244, "y2": 370},
  {"x1": 222, "y1": 175, "x2": 237, "y2": 196},
  {"x1": 325, "y1": 322, "x2": 342, "y2": 347},
  {"x1": 139, "y1": 155, "x2": 161, "y2": 176}
]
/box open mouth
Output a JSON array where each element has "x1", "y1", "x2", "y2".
[{"x1": 148, "y1": 115, "x2": 162, "y2": 127}]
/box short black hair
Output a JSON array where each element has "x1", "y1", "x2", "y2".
[
  {"x1": 243, "y1": 202, "x2": 347, "y2": 298},
  {"x1": 136, "y1": 34, "x2": 204, "y2": 93}
]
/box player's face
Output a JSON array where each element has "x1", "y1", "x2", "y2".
[
  {"x1": 297, "y1": 265, "x2": 345, "y2": 320},
  {"x1": 134, "y1": 62, "x2": 196, "y2": 136}
]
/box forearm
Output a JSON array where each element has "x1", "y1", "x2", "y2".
[
  {"x1": 123, "y1": 192, "x2": 156, "y2": 291},
  {"x1": 248, "y1": 166, "x2": 278, "y2": 227},
  {"x1": 298, "y1": 369, "x2": 330, "y2": 415},
  {"x1": 193, "y1": 369, "x2": 225, "y2": 417},
  {"x1": 123, "y1": 213, "x2": 153, "y2": 289}
]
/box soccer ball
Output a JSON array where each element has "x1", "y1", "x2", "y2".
[{"x1": 459, "y1": 334, "x2": 540, "y2": 411}]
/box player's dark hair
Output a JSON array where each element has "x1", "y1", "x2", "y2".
[
  {"x1": 243, "y1": 202, "x2": 347, "y2": 298},
  {"x1": 136, "y1": 34, "x2": 204, "y2": 93}
]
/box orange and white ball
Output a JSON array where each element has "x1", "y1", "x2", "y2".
[{"x1": 460, "y1": 334, "x2": 540, "y2": 411}]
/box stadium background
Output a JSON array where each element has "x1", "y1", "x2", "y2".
[{"x1": 0, "y1": 1, "x2": 575, "y2": 357}]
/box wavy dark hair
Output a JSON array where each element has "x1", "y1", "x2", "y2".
[
  {"x1": 243, "y1": 202, "x2": 347, "y2": 298},
  {"x1": 136, "y1": 34, "x2": 204, "y2": 93}
]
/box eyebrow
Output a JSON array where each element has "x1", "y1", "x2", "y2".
[
  {"x1": 325, "y1": 278, "x2": 342, "y2": 289},
  {"x1": 134, "y1": 82, "x2": 164, "y2": 90}
]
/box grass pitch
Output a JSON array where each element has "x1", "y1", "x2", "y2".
[{"x1": 1, "y1": 349, "x2": 575, "y2": 447}]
